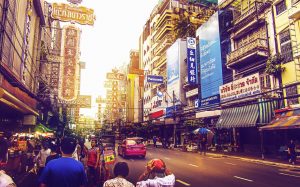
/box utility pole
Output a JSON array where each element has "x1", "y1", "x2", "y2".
[{"x1": 173, "y1": 90, "x2": 177, "y2": 148}]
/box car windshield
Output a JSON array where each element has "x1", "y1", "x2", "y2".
[{"x1": 127, "y1": 139, "x2": 143, "y2": 145}]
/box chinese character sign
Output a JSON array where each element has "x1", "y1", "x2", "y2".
[
  {"x1": 187, "y1": 37, "x2": 197, "y2": 85},
  {"x1": 59, "y1": 25, "x2": 80, "y2": 101}
]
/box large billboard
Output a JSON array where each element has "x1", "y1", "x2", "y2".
[
  {"x1": 197, "y1": 12, "x2": 223, "y2": 107},
  {"x1": 167, "y1": 39, "x2": 186, "y2": 106},
  {"x1": 59, "y1": 25, "x2": 80, "y2": 101}
]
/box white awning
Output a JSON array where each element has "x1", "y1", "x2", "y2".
[{"x1": 196, "y1": 110, "x2": 221, "y2": 119}]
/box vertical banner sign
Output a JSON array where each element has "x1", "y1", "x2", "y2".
[
  {"x1": 59, "y1": 25, "x2": 80, "y2": 101},
  {"x1": 187, "y1": 37, "x2": 197, "y2": 84},
  {"x1": 167, "y1": 40, "x2": 180, "y2": 103},
  {"x1": 196, "y1": 12, "x2": 223, "y2": 107}
]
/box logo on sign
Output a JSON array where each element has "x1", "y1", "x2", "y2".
[{"x1": 147, "y1": 75, "x2": 164, "y2": 84}]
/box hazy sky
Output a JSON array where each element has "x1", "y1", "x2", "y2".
[{"x1": 47, "y1": 0, "x2": 159, "y2": 117}]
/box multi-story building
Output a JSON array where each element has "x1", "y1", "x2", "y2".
[
  {"x1": 139, "y1": 0, "x2": 215, "y2": 122},
  {"x1": 273, "y1": 0, "x2": 300, "y2": 105},
  {"x1": 0, "y1": 0, "x2": 48, "y2": 131},
  {"x1": 216, "y1": 0, "x2": 285, "y2": 153}
]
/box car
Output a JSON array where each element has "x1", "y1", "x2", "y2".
[{"x1": 118, "y1": 137, "x2": 146, "y2": 158}]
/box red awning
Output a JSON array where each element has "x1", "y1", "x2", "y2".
[{"x1": 149, "y1": 110, "x2": 164, "y2": 120}]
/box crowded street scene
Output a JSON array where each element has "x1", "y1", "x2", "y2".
[{"x1": 1, "y1": 0, "x2": 300, "y2": 186}]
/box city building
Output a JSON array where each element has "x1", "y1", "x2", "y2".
[{"x1": 0, "y1": 0, "x2": 49, "y2": 131}]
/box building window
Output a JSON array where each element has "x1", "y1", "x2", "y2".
[
  {"x1": 286, "y1": 85, "x2": 299, "y2": 105},
  {"x1": 275, "y1": 1, "x2": 287, "y2": 15},
  {"x1": 279, "y1": 30, "x2": 293, "y2": 63},
  {"x1": 260, "y1": 74, "x2": 272, "y2": 89}
]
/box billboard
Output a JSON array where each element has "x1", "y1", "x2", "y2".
[
  {"x1": 187, "y1": 37, "x2": 197, "y2": 85},
  {"x1": 147, "y1": 75, "x2": 164, "y2": 84},
  {"x1": 197, "y1": 12, "x2": 223, "y2": 107},
  {"x1": 167, "y1": 39, "x2": 187, "y2": 105},
  {"x1": 220, "y1": 73, "x2": 261, "y2": 102},
  {"x1": 59, "y1": 25, "x2": 80, "y2": 101}
]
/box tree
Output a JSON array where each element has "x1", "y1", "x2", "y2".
[{"x1": 265, "y1": 54, "x2": 285, "y2": 77}]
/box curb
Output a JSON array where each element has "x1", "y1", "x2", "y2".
[{"x1": 166, "y1": 147, "x2": 300, "y2": 169}]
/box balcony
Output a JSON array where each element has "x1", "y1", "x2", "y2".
[
  {"x1": 154, "y1": 54, "x2": 167, "y2": 69},
  {"x1": 226, "y1": 38, "x2": 269, "y2": 67},
  {"x1": 232, "y1": 1, "x2": 271, "y2": 34},
  {"x1": 153, "y1": 20, "x2": 173, "y2": 41},
  {"x1": 289, "y1": 1, "x2": 300, "y2": 20},
  {"x1": 153, "y1": 35, "x2": 173, "y2": 56}
]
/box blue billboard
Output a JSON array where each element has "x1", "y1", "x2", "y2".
[
  {"x1": 197, "y1": 12, "x2": 223, "y2": 106},
  {"x1": 147, "y1": 75, "x2": 164, "y2": 84},
  {"x1": 167, "y1": 41, "x2": 179, "y2": 85}
]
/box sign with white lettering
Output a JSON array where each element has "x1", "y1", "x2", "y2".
[
  {"x1": 187, "y1": 37, "x2": 197, "y2": 84},
  {"x1": 51, "y1": 3, "x2": 95, "y2": 26},
  {"x1": 147, "y1": 75, "x2": 164, "y2": 84}
]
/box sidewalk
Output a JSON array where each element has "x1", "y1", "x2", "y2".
[{"x1": 163, "y1": 146, "x2": 300, "y2": 169}]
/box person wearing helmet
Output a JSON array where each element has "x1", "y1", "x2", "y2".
[{"x1": 136, "y1": 159, "x2": 175, "y2": 187}]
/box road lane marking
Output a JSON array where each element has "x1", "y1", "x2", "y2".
[
  {"x1": 188, "y1": 164, "x2": 199, "y2": 168},
  {"x1": 225, "y1": 162, "x2": 236, "y2": 166},
  {"x1": 164, "y1": 157, "x2": 170, "y2": 160},
  {"x1": 279, "y1": 172, "x2": 300, "y2": 178},
  {"x1": 176, "y1": 179, "x2": 191, "y2": 186},
  {"x1": 234, "y1": 176, "x2": 253, "y2": 182}
]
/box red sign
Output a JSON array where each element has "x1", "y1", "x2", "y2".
[
  {"x1": 149, "y1": 110, "x2": 164, "y2": 120},
  {"x1": 59, "y1": 25, "x2": 80, "y2": 101}
]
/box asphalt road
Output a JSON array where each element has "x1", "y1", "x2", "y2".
[{"x1": 113, "y1": 147, "x2": 300, "y2": 187}]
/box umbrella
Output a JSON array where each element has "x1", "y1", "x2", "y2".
[{"x1": 193, "y1": 127, "x2": 213, "y2": 135}]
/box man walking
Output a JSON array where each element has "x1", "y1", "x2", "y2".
[
  {"x1": 153, "y1": 136, "x2": 157, "y2": 148},
  {"x1": 39, "y1": 137, "x2": 87, "y2": 187}
]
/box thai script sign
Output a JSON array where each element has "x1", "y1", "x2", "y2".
[
  {"x1": 59, "y1": 25, "x2": 80, "y2": 101},
  {"x1": 51, "y1": 3, "x2": 95, "y2": 25},
  {"x1": 147, "y1": 75, "x2": 164, "y2": 84},
  {"x1": 219, "y1": 73, "x2": 261, "y2": 102},
  {"x1": 187, "y1": 37, "x2": 197, "y2": 84}
]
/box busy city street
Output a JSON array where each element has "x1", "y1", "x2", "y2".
[
  {"x1": 1, "y1": 0, "x2": 300, "y2": 186},
  {"x1": 117, "y1": 146, "x2": 300, "y2": 187}
]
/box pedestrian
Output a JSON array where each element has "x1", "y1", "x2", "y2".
[
  {"x1": 36, "y1": 142, "x2": 51, "y2": 176},
  {"x1": 0, "y1": 170, "x2": 16, "y2": 187},
  {"x1": 45, "y1": 143, "x2": 60, "y2": 166},
  {"x1": 288, "y1": 139, "x2": 296, "y2": 165},
  {"x1": 200, "y1": 135, "x2": 207, "y2": 156},
  {"x1": 38, "y1": 137, "x2": 87, "y2": 187},
  {"x1": 153, "y1": 136, "x2": 157, "y2": 148},
  {"x1": 72, "y1": 139, "x2": 81, "y2": 161},
  {"x1": 86, "y1": 139, "x2": 100, "y2": 186},
  {"x1": 137, "y1": 158, "x2": 175, "y2": 187},
  {"x1": 103, "y1": 162, "x2": 134, "y2": 187}
]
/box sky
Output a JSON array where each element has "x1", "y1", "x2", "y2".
[{"x1": 47, "y1": 0, "x2": 159, "y2": 118}]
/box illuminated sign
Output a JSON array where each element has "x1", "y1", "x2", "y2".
[
  {"x1": 59, "y1": 25, "x2": 80, "y2": 101},
  {"x1": 51, "y1": 3, "x2": 95, "y2": 26}
]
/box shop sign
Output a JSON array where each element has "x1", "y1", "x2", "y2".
[
  {"x1": 187, "y1": 37, "x2": 197, "y2": 84},
  {"x1": 50, "y1": 62, "x2": 60, "y2": 93},
  {"x1": 129, "y1": 67, "x2": 144, "y2": 75},
  {"x1": 59, "y1": 25, "x2": 80, "y2": 101},
  {"x1": 219, "y1": 73, "x2": 261, "y2": 102},
  {"x1": 186, "y1": 88, "x2": 199, "y2": 98},
  {"x1": 147, "y1": 75, "x2": 164, "y2": 84},
  {"x1": 51, "y1": 3, "x2": 95, "y2": 26},
  {"x1": 106, "y1": 72, "x2": 125, "y2": 80},
  {"x1": 200, "y1": 95, "x2": 220, "y2": 107},
  {"x1": 139, "y1": 75, "x2": 144, "y2": 87},
  {"x1": 67, "y1": 0, "x2": 82, "y2": 4},
  {"x1": 149, "y1": 110, "x2": 164, "y2": 119},
  {"x1": 58, "y1": 95, "x2": 91, "y2": 108}
]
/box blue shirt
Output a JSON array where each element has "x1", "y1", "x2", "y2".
[{"x1": 39, "y1": 157, "x2": 87, "y2": 187}]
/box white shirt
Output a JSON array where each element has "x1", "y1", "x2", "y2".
[
  {"x1": 136, "y1": 174, "x2": 175, "y2": 187},
  {"x1": 0, "y1": 171, "x2": 15, "y2": 187},
  {"x1": 37, "y1": 148, "x2": 51, "y2": 167},
  {"x1": 103, "y1": 177, "x2": 134, "y2": 187}
]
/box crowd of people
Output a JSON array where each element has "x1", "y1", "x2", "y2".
[{"x1": 0, "y1": 133, "x2": 176, "y2": 187}]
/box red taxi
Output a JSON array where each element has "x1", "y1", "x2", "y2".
[{"x1": 118, "y1": 137, "x2": 146, "y2": 158}]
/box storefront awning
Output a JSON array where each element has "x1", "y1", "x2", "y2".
[
  {"x1": 216, "y1": 104, "x2": 259, "y2": 129},
  {"x1": 259, "y1": 108, "x2": 300, "y2": 131}
]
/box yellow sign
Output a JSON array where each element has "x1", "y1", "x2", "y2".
[
  {"x1": 103, "y1": 150, "x2": 115, "y2": 165},
  {"x1": 51, "y1": 3, "x2": 95, "y2": 25}
]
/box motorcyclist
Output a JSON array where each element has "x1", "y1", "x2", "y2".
[{"x1": 137, "y1": 158, "x2": 175, "y2": 187}]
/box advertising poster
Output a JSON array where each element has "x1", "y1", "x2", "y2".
[{"x1": 196, "y1": 12, "x2": 223, "y2": 107}]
